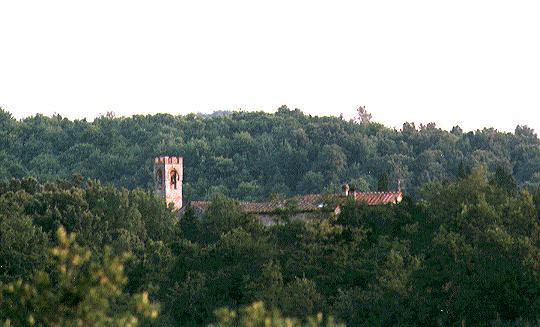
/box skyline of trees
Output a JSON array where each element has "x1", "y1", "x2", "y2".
[{"x1": 1, "y1": 106, "x2": 539, "y2": 202}]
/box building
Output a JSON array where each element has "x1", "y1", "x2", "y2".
[
  {"x1": 184, "y1": 190, "x2": 403, "y2": 226},
  {"x1": 154, "y1": 155, "x2": 403, "y2": 224},
  {"x1": 154, "y1": 156, "x2": 183, "y2": 210}
]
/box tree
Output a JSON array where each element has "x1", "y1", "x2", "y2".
[
  {"x1": 377, "y1": 172, "x2": 389, "y2": 192},
  {"x1": 210, "y1": 302, "x2": 344, "y2": 327},
  {"x1": 457, "y1": 160, "x2": 469, "y2": 179},
  {"x1": 490, "y1": 165, "x2": 517, "y2": 194},
  {"x1": 316, "y1": 144, "x2": 347, "y2": 184},
  {"x1": 356, "y1": 106, "x2": 372, "y2": 125},
  {"x1": 279, "y1": 278, "x2": 323, "y2": 318},
  {"x1": 0, "y1": 214, "x2": 49, "y2": 283},
  {"x1": 0, "y1": 227, "x2": 158, "y2": 326}
]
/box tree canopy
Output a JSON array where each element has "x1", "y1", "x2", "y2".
[
  {"x1": 2, "y1": 107, "x2": 540, "y2": 325},
  {"x1": 0, "y1": 171, "x2": 540, "y2": 325},
  {"x1": 1, "y1": 106, "x2": 539, "y2": 200}
]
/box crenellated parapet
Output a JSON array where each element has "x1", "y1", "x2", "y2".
[{"x1": 154, "y1": 156, "x2": 183, "y2": 165}]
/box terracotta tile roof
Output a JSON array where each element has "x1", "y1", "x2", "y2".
[
  {"x1": 185, "y1": 191, "x2": 402, "y2": 215},
  {"x1": 239, "y1": 194, "x2": 333, "y2": 214},
  {"x1": 353, "y1": 191, "x2": 403, "y2": 205}
]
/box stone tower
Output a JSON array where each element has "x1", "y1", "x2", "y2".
[{"x1": 154, "y1": 156, "x2": 183, "y2": 210}]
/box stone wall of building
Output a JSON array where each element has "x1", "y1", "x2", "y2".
[
  {"x1": 257, "y1": 211, "x2": 335, "y2": 226},
  {"x1": 154, "y1": 156, "x2": 183, "y2": 210}
]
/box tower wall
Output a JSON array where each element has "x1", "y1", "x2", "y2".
[{"x1": 154, "y1": 156, "x2": 183, "y2": 210}]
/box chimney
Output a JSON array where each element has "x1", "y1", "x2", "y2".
[{"x1": 342, "y1": 184, "x2": 350, "y2": 196}]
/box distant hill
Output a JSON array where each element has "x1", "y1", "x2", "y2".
[{"x1": 1, "y1": 106, "x2": 539, "y2": 201}]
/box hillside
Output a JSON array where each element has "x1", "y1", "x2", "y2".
[
  {"x1": 1, "y1": 106, "x2": 539, "y2": 200},
  {"x1": 3, "y1": 106, "x2": 540, "y2": 325}
]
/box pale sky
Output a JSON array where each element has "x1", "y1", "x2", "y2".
[{"x1": 1, "y1": 1, "x2": 539, "y2": 132}]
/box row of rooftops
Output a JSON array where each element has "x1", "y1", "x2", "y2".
[
  {"x1": 152, "y1": 156, "x2": 403, "y2": 216},
  {"x1": 185, "y1": 191, "x2": 403, "y2": 216}
]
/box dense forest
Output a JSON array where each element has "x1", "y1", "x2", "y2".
[
  {"x1": 2, "y1": 107, "x2": 540, "y2": 326},
  {"x1": 1, "y1": 106, "x2": 539, "y2": 200},
  {"x1": 2, "y1": 169, "x2": 540, "y2": 325}
]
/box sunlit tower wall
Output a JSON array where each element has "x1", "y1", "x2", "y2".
[{"x1": 154, "y1": 156, "x2": 183, "y2": 210}]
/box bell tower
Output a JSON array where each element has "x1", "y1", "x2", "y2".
[{"x1": 154, "y1": 156, "x2": 183, "y2": 210}]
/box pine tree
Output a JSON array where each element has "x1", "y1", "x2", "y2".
[{"x1": 0, "y1": 227, "x2": 158, "y2": 326}]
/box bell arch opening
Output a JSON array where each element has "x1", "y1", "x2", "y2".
[{"x1": 170, "y1": 169, "x2": 178, "y2": 189}]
